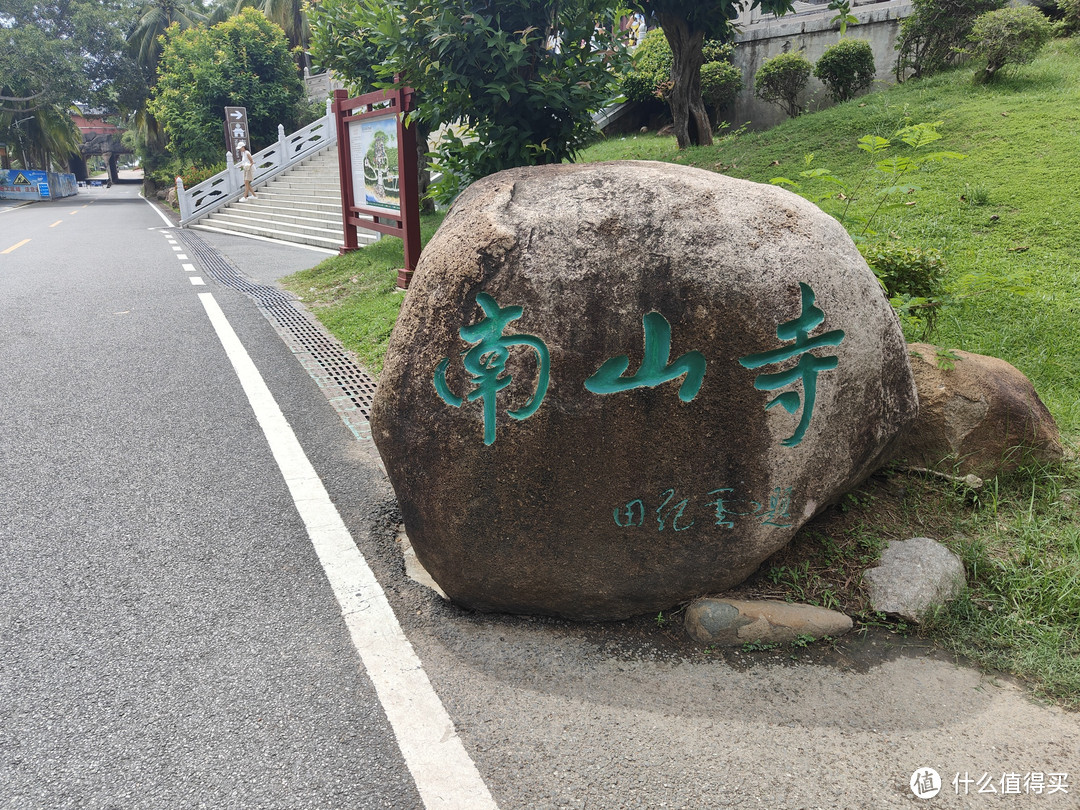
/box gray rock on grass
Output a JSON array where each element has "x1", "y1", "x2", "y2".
[{"x1": 863, "y1": 537, "x2": 966, "y2": 623}]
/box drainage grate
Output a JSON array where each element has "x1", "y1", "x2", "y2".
[{"x1": 174, "y1": 229, "x2": 379, "y2": 438}]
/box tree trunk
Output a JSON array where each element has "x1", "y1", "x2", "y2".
[
  {"x1": 659, "y1": 12, "x2": 711, "y2": 149},
  {"x1": 415, "y1": 120, "x2": 434, "y2": 213}
]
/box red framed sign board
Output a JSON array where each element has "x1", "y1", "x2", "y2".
[{"x1": 333, "y1": 87, "x2": 422, "y2": 289}]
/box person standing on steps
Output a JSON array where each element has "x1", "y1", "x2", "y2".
[{"x1": 238, "y1": 141, "x2": 255, "y2": 200}]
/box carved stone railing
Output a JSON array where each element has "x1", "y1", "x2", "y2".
[{"x1": 178, "y1": 98, "x2": 336, "y2": 226}]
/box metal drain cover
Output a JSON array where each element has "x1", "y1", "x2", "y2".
[{"x1": 174, "y1": 230, "x2": 379, "y2": 438}]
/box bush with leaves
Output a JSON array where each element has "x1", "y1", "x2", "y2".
[
  {"x1": 149, "y1": 8, "x2": 304, "y2": 167},
  {"x1": 895, "y1": 0, "x2": 1006, "y2": 81},
  {"x1": 967, "y1": 6, "x2": 1057, "y2": 82},
  {"x1": 621, "y1": 28, "x2": 673, "y2": 103},
  {"x1": 814, "y1": 39, "x2": 876, "y2": 102},
  {"x1": 700, "y1": 60, "x2": 743, "y2": 121},
  {"x1": 755, "y1": 51, "x2": 813, "y2": 118},
  {"x1": 859, "y1": 242, "x2": 949, "y2": 335}
]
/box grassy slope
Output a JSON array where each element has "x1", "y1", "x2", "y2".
[
  {"x1": 282, "y1": 43, "x2": 1080, "y2": 706},
  {"x1": 585, "y1": 38, "x2": 1080, "y2": 438}
]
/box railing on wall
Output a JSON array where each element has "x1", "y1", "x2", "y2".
[
  {"x1": 177, "y1": 98, "x2": 336, "y2": 227},
  {"x1": 735, "y1": 0, "x2": 905, "y2": 28}
]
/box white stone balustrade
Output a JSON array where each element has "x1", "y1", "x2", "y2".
[{"x1": 178, "y1": 98, "x2": 336, "y2": 226}]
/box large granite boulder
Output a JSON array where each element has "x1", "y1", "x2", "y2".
[
  {"x1": 887, "y1": 343, "x2": 1063, "y2": 478},
  {"x1": 371, "y1": 161, "x2": 918, "y2": 620}
]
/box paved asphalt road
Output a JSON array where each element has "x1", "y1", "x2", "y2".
[{"x1": 2, "y1": 185, "x2": 1079, "y2": 810}]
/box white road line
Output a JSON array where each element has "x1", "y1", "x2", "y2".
[
  {"x1": 196, "y1": 292, "x2": 498, "y2": 810},
  {"x1": 190, "y1": 277, "x2": 205, "y2": 285},
  {"x1": 177, "y1": 254, "x2": 188, "y2": 260},
  {"x1": 141, "y1": 194, "x2": 176, "y2": 227},
  {"x1": 182, "y1": 263, "x2": 196, "y2": 273}
]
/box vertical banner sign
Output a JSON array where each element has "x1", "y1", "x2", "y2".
[
  {"x1": 333, "y1": 87, "x2": 421, "y2": 289},
  {"x1": 224, "y1": 106, "x2": 250, "y2": 159}
]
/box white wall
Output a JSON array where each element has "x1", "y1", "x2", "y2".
[{"x1": 730, "y1": 0, "x2": 913, "y2": 129}]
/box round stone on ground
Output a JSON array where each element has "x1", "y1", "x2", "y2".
[{"x1": 863, "y1": 537, "x2": 966, "y2": 623}]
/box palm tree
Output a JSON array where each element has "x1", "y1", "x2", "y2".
[
  {"x1": 126, "y1": 0, "x2": 209, "y2": 80},
  {"x1": 0, "y1": 106, "x2": 82, "y2": 171},
  {"x1": 125, "y1": 0, "x2": 214, "y2": 180}
]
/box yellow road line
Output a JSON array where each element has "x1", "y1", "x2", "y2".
[
  {"x1": 49, "y1": 220, "x2": 62, "y2": 228},
  {"x1": 1, "y1": 239, "x2": 30, "y2": 254}
]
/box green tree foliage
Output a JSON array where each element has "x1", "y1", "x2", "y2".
[
  {"x1": 0, "y1": 0, "x2": 143, "y2": 169},
  {"x1": 622, "y1": 30, "x2": 741, "y2": 127},
  {"x1": 967, "y1": 6, "x2": 1056, "y2": 82},
  {"x1": 814, "y1": 39, "x2": 876, "y2": 102},
  {"x1": 127, "y1": 0, "x2": 209, "y2": 80},
  {"x1": 307, "y1": 0, "x2": 382, "y2": 94},
  {"x1": 311, "y1": 0, "x2": 627, "y2": 203},
  {"x1": 148, "y1": 7, "x2": 304, "y2": 167},
  {"x1": 230, "y1": 0, "x2": 310, "y2": 70},
  {"x1": 895, "y1": 0, "x2": 1006, "y2": 81},
  {"x1": 754, "y1": 51, "x2": 813, "y2": 118},
  {"x1": 630, "y1": 0, "x2": 793, "y2": 148},
  {"x1": 126, "y1": 0, "x2": 225, "y2": 178},
  {"x1": 1060, "y1": 0, "x2": 1080, "y2": 35}
]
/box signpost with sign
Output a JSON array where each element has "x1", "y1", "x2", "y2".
[
  {"x1": 332, "y1": 87, "x2": 421, "y2": 289},
  {"x1": 224, "y1": 106, "x2": 250, "y2": 161}
]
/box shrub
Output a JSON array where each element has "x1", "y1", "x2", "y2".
[
  {"x1": 180, "y1": 162, "x2": 226, "y2": 188},
  {"x1": 895, "y1": 0, "x2": 1007, "y2": 81},
  {"x1": 621, "y1": 32, "x2": 742, "y2": 127},
  {"x1": 859, "y1": 241, "x2": 949, "y2": 335},
  {"x1": 814, "y1": 39, "x2": 876, "y2": 102},
  {"x1": 621, "y1": 28, "x2": 673, "y2": 103},
  {"x1": 968, "y1": 6, "x2": 1057, "y2": 82},
  {"x1": 755, "y1": 51, "x2": 813, "y2": 118},
  {"x1": 700, "y1": 60, "x2": 743, "y2": 119}
]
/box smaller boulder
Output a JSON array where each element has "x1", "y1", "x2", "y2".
[
  {"x1": 863, "y1": 537, "x2": 965, "y2": 623},
  {"x1": 684, "y1": 598, "x2": 853, "y2": 645},
  {"x1": 887, "y1": 343, "x2": 1063, "y2": 478}
]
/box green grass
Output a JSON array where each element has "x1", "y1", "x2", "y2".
[
  {"x1": 279, "y1": 213, "x2": 445, "y2": 375},
  {"x1": 282, "y1": 42, "x2": 1080, "y2": 707}
]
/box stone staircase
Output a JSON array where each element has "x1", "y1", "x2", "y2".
[{"x1": 190, "y1": 145, "x2": 375, "y2": 251}]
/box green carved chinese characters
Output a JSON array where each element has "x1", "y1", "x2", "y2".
[
  {"x1": 585, "y1": 311, "x2": 706, "y2": 401},
  {"x1": 739, "y1": 283, "x2": 845, "y2": 448},
  {"x1": 434, "y1": 293, "x2": 550, "y2": 446}
]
